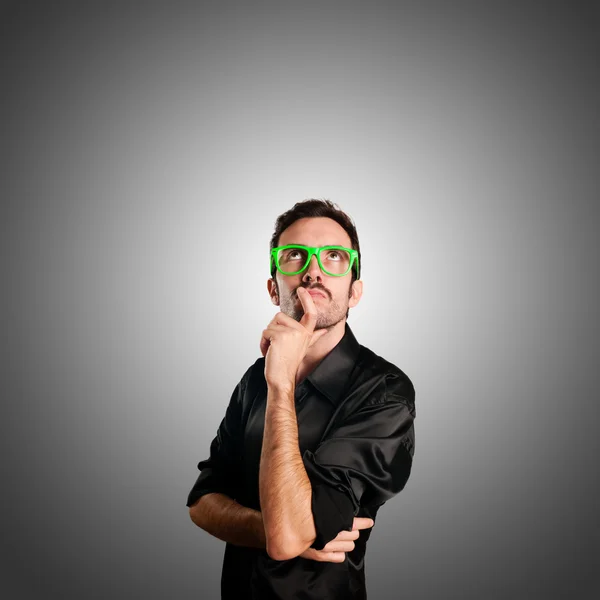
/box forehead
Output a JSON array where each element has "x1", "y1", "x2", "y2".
[{"x1": 279, "y1": 217, "x2": 352, "y2": 248}]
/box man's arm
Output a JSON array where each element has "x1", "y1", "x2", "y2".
[
  {"x1": 186, "y1": 358, "x2": 371, "y2": 560},
  {"x1": 189, "y1": 490, "x2": 372, "y2": 564},
  {"x1": 258, "y1": 287, "x2": 331, "y2": 560},
  {"x1": 188, "y1": 492, "x2": 266, "y2": 548},
  {"x1": 260, "y1": 374, "x2": 416, "y2": 561},
  {"x1": 185, "y1": 361, "x2": 360, "y2": 558},
  {"x1": 259, "y1": 383, "x2": 316, "y2": 560},
  {"x1": 189, "y1": 491, "x2": 373, "y2": 561},
  {"x1": 186, "y1": 368, "x2": 252, "y2": 537}
]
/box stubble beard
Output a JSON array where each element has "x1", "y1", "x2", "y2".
[{"x1": 276, "y1": 284, "x2": 350, "y2": 330}]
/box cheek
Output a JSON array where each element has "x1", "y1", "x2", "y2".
[
  {"x1": 282, "y1": 279, "x2": 301, "y2": 296},
  {"x1": 334, "y1": 281, "x2": 353, "y2": 298},
  {"x1": 328, "y1": 286, "x2": 347, "y2": 303},
  {"x1": 280, "y1": 285, "x2": 296, "y2": 301}
]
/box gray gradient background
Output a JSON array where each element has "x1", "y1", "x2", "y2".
[{"x1": 1, "y1": 1, "x2": 599, "y2": 599}]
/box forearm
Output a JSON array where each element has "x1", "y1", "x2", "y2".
[
  {"x1": 259, "y1": 384, "x2": 317, "y2": 560},
  {"x1": 188, "y1": 492, "x2": 266, "y2": 548}
]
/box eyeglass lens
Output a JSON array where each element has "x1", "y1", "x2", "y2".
[{"x1": 277, "y1": 247, "x2": 351, "y2": 275}]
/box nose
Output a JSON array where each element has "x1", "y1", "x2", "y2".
[{"x1": 302, "y1": 254, "x2": 323, "y2": 282}]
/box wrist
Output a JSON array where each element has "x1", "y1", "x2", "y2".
[{"x1": 266, "y1": 379, "x2": 295, "y2": 396}]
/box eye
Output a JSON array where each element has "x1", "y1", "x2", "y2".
[
  {"x1": 326, "y1": 250, "x2": 341, "y2": 260},
  {"x1": 283, "y1": 248, "x2": 305, "y2": 261}
]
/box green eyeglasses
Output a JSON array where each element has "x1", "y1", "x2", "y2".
[{"x1": 271, "y1": 245, "x2": 360, "y2": 278}]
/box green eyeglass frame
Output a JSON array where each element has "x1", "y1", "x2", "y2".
[{"x1": 271, "y1": 244, "x2": 360, "y2": 279}]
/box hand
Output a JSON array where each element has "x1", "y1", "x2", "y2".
[
  {"x1": 299, "y1": 517, "x2": 375, "y2": 563},
  {"x1": 261, "y1": 287, "x2": 328, "y2": 389}
]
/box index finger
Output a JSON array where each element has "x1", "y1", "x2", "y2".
[
  {"x1": 297, "y1": 287, "x2": 318, "y2": 332},
  {"x1": 352, "y1": 517, "x2": 375, "y2": 531}
]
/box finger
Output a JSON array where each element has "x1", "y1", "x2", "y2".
[
  {"x1": 332, "y1": 529, "x2": 360, "y2": 542},
  {"x1": 260, "y1": 324, "x2": 288, "y2": 356},
  {"x1": 296, "y1": 287, "x2": 318, "y2": 332},
  {"x1": 260, "y1": 326, "x2": 273, "y2": 357},
  {"x1": 271, "y1": 311, "x2": 303, "y2": 329},
  {"x1": 269, "y1": 310, "x2": 326, "y2": 347},
  {"x1": 260, "y1": 334, "x2": 272, "y2": 357},
  {"x1": 352, "y1": 517, "x2": 375, "y2": 531},
  {"x1": 260, "y1": 328, "x2": 272, "y2": 357},
  {"x1": 259, "y1": 325, "x2": 278, "y2": 356},
  {"x1": 315, "y1": 551, "x2": 346, "y2": 563},
  {"x1": 262, "y1": 324, "x2": 287, "y2": 339},
  {"x1": 321, "y1": 540, "x2": 355, "y2": 553}
]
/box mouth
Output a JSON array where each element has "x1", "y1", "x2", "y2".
[{"x1": 297, "y1": 286, "x2": 328, "y2": 300}]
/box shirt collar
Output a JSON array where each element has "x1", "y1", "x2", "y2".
[{"x1": 306, "y1": 322, "x2": 362, "y2": 405}]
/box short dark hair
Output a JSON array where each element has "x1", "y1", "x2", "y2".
[{"x1": 269, "y1": 199, "x2": 362, "y2": 283}]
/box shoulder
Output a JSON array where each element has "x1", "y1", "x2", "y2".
[
  {"x1": 246, "y1": 356, "x2": 265, "y2": 382},
  {"x1": 354, "y1": 344, "x2": 415, "y2": 415},
  {"x1": 226, "y1": 357, "x2": 266, "y2": 419},
  {"x1": 237, "y1": 356, "x2": 267, "y2": 397}
]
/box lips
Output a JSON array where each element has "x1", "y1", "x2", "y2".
[{"x1": 296, "y1": 286, "x2": 328, "y2": 300}]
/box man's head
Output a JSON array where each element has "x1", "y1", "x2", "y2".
[{"x1": 267, "y1": 199, "x2": 363, "y2": 329}]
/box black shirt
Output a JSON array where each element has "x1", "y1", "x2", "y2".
[{"x1": 186, "y1": 322, "x2": 416, "y2": 599}]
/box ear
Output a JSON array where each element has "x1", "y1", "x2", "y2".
[
  {"x1": 267, "y1": 278, "x2": 280, "y2": 306},
  {"x1": 348, "y1": 279, "x2": 363, "y2": 309}
]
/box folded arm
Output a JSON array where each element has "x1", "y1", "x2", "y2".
[
  {"x1": 186, "y1": 368, "x2": 360, "y2": 559},
  {"x1": 189, "y1": 492, "x2": 266, "y2": 548},
  {"x1": 186, "y1": 369, "x2": 259, "y2": 546},
  {"x1": 189, "y1": 491, "x2": 370, "y2": 562},
  {"x1": 259, "y1": 375, "x2": 416, "y2": 561}
]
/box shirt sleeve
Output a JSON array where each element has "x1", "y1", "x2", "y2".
[
  {"x1": 185, "y1": 368, "x2": 249, "y2": 508},
  {"x1": 302, "y1": 373, "x2": 416, "y2": 549}
]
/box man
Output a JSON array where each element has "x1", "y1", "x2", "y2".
[{"x1": 187, "y1": 199, "x2": 416, "y2": 599}]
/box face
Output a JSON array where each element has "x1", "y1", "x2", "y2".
[{"x1": 267, "y1": 217, "x2": 363, "y2": 329}]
